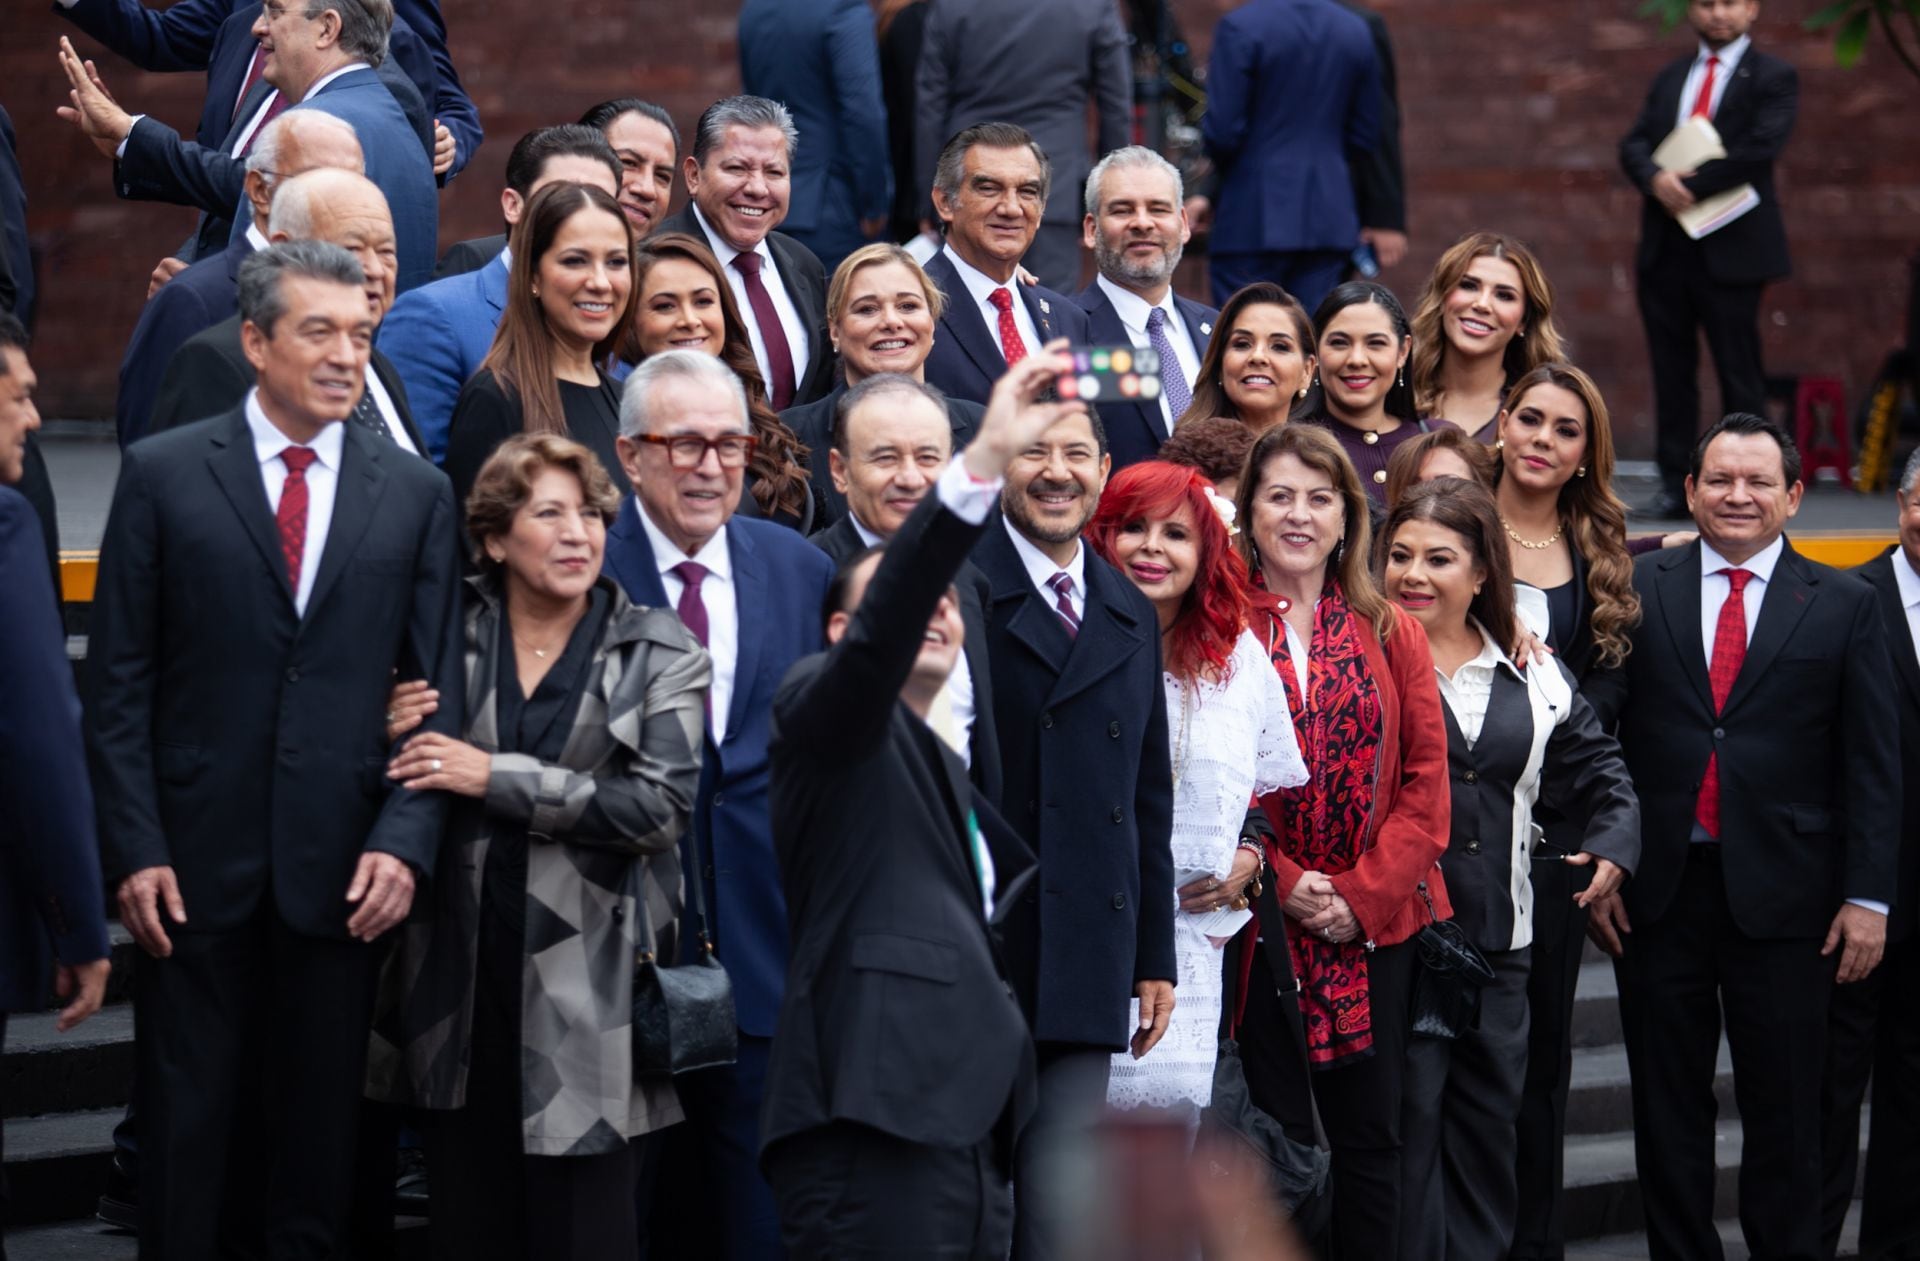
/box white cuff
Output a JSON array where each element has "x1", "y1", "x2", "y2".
[
  {"x1": 114, "y1": 114, "x2": 146, "y2": 160},
  {"x1": 1846, "y1": 898, "x2": 1890, "y2": 917},
  {"x1": 935, "y1": 455, "x2": 1001, "y2": 526}
]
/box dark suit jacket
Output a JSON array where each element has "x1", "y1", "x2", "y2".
[
  {"x1": 780, "y1": 381, "x2": 985, "y2": 528},
  {"x1": 1072, "y1": 281, "x2": 1218, "y2": 470},
  {"x1": 811, "y1": 513, "x2": 1002, "y2": 805},
  {"x1": 655, "y1": 204, "x2": 838, "y2": 407},
  {"x1": 1339, "y1": 1, "x2": 1405, "y2": 233},
  {"x1": 0, "y1": 488, "x2": 110, "y2": 1012},
  {"x1": 1202, "y1": 0, "x2": 1379, "y2": 254},
  {"x1": 920, "y1": 250, "x2": 1090, "y2": 407},
  {"x1": 432, "y1": 232, "x2": 505, "y2": 280},
  {"x1": 763, "y1": 492, "x2": 1036, "y2": 1159},
  {"x1": 603, "y1": 498, "x2": 836, "y2": 1036},
  {"x1": 0, "y1": 106, "x2": 31, "y2": 326},
  {"x1": 1619, "y1": 46, "x2": 1797, "y2": 285},
  {"x1": 970, "y1": 516, "x2": 1175, "y2": 1048},
  {"x1": 148, "y1": 313, "x2": 428, "y2": 455},
  {"x1": 83, "y1": 409, "x2": 465, "y2": 936},
  {"x1": 116, "y1": 228, "x2": 255, "y2": 448},
  {"x1": 1855, "y1": 547, "x2": 1919, "y2": 941},
  {"x1": 1585, "y1": 540, "x2": 1899, "y2": 938}
]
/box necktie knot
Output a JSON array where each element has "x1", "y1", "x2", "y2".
[
  {"x1": 1047, "y1": 571, "x2": 1080, "y2": 639},
  {"x1": 989, "y1": 287, "x2": 1014, "y2": 314},
  {"x1": 731, "y1": 251, "x2": 763, "y2": 277},
  {"x1": 1146, "y1": 307, "x2": 1168, "y2": 333},
  {"x1": 1047, "y1": 572, "x2": 1072, "y2": 599},
  {"x1": 671, "y1": 560, "x2": 708, "y2": 592},
  {"x1": 282, "y1": 446, "x2": 318, "y2": 477},
  {"x1": 1724, "y1": 567, "x2": 1752, "y2": 593},
  {"x1": 1706, "y1": 53, "x2": 1720, "y2": 69}
]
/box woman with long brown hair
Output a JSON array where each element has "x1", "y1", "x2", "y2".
[
  {"x1": 1382, "y1": 424, "x2": 1498, "y2": 512},
  {"x1": 1407, "y1": 232, "x2": 1565, "y2": 441},
  {"x1": 1174, "y1": 281, "x2": 1316, "y2": 436}
]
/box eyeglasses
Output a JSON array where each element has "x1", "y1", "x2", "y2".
[{"x1": 630, "y1": 432, "x2": 758, "y2": 470}]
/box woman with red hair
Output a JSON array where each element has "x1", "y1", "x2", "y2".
[{"x1": 1087, "y1": 461, "x2": 1307, "y2": 1120}]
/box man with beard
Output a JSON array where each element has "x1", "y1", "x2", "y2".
[
  {"x1": 1074, "y1": 147, "x2": 1218, "y2": 470},
  {"x1": 968, "y1": 399, "x2": 1175, "y2": 1260}
]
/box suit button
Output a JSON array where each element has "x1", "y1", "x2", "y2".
[
  {"x1": 713, "y1": 792, "x2": 724, "y2": 807},
  {"x1": 1467, "y1": 840, "x2": 1481, "y2": 855},
  {"x1": 1111, "y1": 807, "x2": 1124, "y2": 823},
  {"x1": 285, "y1": 667, "x2": 300, "y2": 683},
  {"x1": 1713, "y1": 727, "x2": 1725, "y2": 740},
  {"x1": 1463, "y1": 770, "x2": 1477, "y2": 784},
  {"x1": 1112, "y1": 893, "x2": 1126, "y2": 909},
  {"x1": 1108, "y1": 721, "x2": 1121, "y2": 739},
  {"x1": 611, "y1": 905, "x2": 625, "y2": 922},
  {"x1": 1041, "y1": 712, "x2": 1054, "y2": 729},
  {"x1": 1372, "y1": 470, "x2": 1387, "y2": 484}
]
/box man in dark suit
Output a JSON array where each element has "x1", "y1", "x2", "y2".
[
  {"x1": 0, "y1": 316, "x2": 113, "y2": 1252},
  {"x1": 1075, "y1": 146, "x2": 1217, "y2": 469},
  {"x1": 914, "y1": 0, "x2": 1131, "y2": 290},
  {"x1": 1620, "y1": 0, "x2": 1797, "y2": 518},
  {"x1": 0, "y1": 107, "x2": 31, "y2": 327},
  {"x1": 970, "y1": 401, "x2": 1175, "y2": 1260},
  {"x1": 738, "y1": 0, "x2": 891, "y2": 273},
  {"x1": 1584, "y1": 412, "x2": 1898, "y2": 1260},
  {"x1": 118, "y1": 109, "x2": 363, "y2": 447},
  {"x1": 761, "y1": 356, "x2": 1077, "y2": 1259},
  {"x1": 150, "y1": 169, "x2": 427, "y2": 454},
  {"x1": 1821, "y1": 450, "x2": 1920, "y2": 1259},
  {"x1": 84, "y1": 242, "x2": 463, "y2": 1259},
  {"x1": 1340, "y1": 0, "x2": 1409, "y2": 273},
  {"x1": 922, "y1": 123, "x2": 1091, "y2": 408},
  {"x1": 578, "y1": 98, "x2": 681, "y2": 244},
  {"x1": 810, "y1": 374, "x2": 1000, "y2": 802},
  {"x1": 656, "y1": 96, "x2": 836, "y2": 410},
  {"x1": 1201, "y1": 0, "x2": 1380, "y2": 311},
  {"x1": 604, "y1": 350, "x2": 836, "y2": 1260},
  {"x1": 382, "y1": 125, "x2": 620, "y2": 461}
]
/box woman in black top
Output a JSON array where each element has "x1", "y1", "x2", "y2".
[{"x1": 445, "y1": 181, "x2": 636, "y2": 512}]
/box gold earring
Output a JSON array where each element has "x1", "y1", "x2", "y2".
[
  {"x1": 1397, "y1": 368, "x2": 1406, "y2": 389},
  {"x1": 1494, "y1": 438, "x2": 1504, "y2": 451},
  {"x1": 1576, "y1": 466, "x2": 1588, "y2": 478}
]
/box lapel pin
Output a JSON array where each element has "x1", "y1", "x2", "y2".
[
  {"x1": 1200, "y1": 321, "x2": 1212, "y2": 336},
  {"x1": 1040, "y1": 299, "x2": 1051, "y2": 315}
]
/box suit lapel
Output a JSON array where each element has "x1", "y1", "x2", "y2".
[
  {"x1": 206, "y1": 409, "x2": 296, "y2": 606},
  {"x1": 304, "y1": 424, "x2": 389, "y2": 620},
  {"x1": 1173, "y1": 295, "x2": 1217, "y2": 357},
  {"x1": 1656, "y1": 55, "x2": 1692, "y2": 128},
  {"x1": 769, "y1": 236, "x2": 825, "y2": 368},
  {"x1": 975, "y1": 519, "x2": 1072, "y2": 676},
  {"x1": 724, "y1": 523, "x2": 767, "y2": 741},
  {"x1": 481, "y1": 252, "x2": 509, "y2": 315},
  {"x1": 1868, "y1": 550, "x2": 1920, "y2": 708},
  {"x1": 1048, "y1": 555, "x2": 1147, "y2": 708},
  {"x1": 1017, "y1": 281, "x2": 1060, "y2": 344},
  {"x1": 370, "y1": 349, "x2": 428, "y2": 454},
  {"x1": 926, "y1": 253, "x2": 1010, "y2": 386},
  {"x1": 606, "y1": 498, "x2": 668, "y2": 607},
  {"x1": 1654, "y1": 543, "x2": 1713, "y2": 711}
]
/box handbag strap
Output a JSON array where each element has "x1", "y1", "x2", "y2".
[
  {"x1": 635, "y1": 825, "x2": 716, "y2": 966},
  {"x1": 1251, "y1": 882, "x2": 1330, "y2": 1151}
]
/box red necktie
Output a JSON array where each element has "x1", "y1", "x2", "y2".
[
  {"x1": 1047, "y1": 572, "x2": 1079, "y2": 640},
  {"x1": 276, "y1": 446, "x2": 319, "y2": 594},
  {"x1": 235, "y1": 46, "x2": 267, "y2": 122},
  {"x1": 988, "y1": 288, "x2": 1027, "y2": 367},
  {"x1": 1694, "y1": 567, "x2": 1751, "y2": 838},
  {"x1": 1690, "y1": 54, "x2": 1720, "y2": 119},
  {"x1": 730, "y1": 253, "x2": 796, "y2": 411}
]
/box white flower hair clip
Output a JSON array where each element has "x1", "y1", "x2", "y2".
[{"x1": 1203, "y1": 485, "x2": 1239, "y2": 537}]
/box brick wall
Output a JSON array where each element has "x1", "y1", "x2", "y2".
[{"x1": 10, "y1": 0, "x2": 1919, "y2": 455}]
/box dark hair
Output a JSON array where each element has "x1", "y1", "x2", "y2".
[
  {"x1": 237, "y1": 241, "x2": 365, "y2": 336},
  {"x1": 1382, "y1": 425, "x2": 1496, "y2": 512},
  {"x1": 0, "y1": 312, "x2": 28, "y2": 365},
  {"x1": 831, "y1": 373, "x2": 949, "y2": 455},
  {"x1": 1178, "y1": 282, "x2": 1316, "y2": 429},
  {"x1": 932, "y1": 121, "x2": 1052, "y2": 209},
  {"x1": 504, "y1": 124, "x2": 621, "y2": 198},
  {"x1": 1298, "y1": 281, "x2": 1416, "y2": 425},
  {"x1": 821, "y1": 545, "x2": 886, "y2": 634},
  {"x1": 1157, "y1": 415, "x2": 1256, "y2": 486},
  {"x1": 577, "y1": 98, "x2": 682, "y2": 157},
  {"x1": 465, "y1": 433, "x2": 621, "y2": 570},
  {"x1": 1379, "y1": 478, "x2": 1517, "y2": 665},
  {"x1": 1691, "y1": 411, "x2": 1803, "y2": 486}
]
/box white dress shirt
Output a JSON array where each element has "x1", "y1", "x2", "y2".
[
  {"x1": 1895, "y1": 547, "x2": 1920, "y2": 674},
  {"x1": 636, "y1": 507, "x2": 738, "y2": 745},
  {"x1": 1435, "y1": 632, "x2": 1508, "y2": 746},
  {"x1": 245, "y1": 388, "x2": 342, "y2": 616},
  {"x1": 1676, "y1": 34, "x2": 1750, "y2": 128},
  {"x1": 690, "y1": 204, "x2": 812, "y2": 395},
  {"x1": 1096, "y1": 275, "x2": 1201, "y2": 436},
  {"x1": 943, "y1": 244, "x2": 1042, "y2": 362},
  {"x1": 1003, "y1": 515, "x2": 1086, "y2": 622}
]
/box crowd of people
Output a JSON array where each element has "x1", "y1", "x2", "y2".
[{"x1": 3, "y1": 1, "x2": 1917, "y2": 1261}]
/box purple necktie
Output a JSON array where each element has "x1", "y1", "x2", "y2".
[
  {"x1": 1146, "y1": 307, "x2": 1192, "y2": 430},
  {"x1": 1047, "y1": 572, "x2": 1080, "y2": 640},
  {"x1": 671, "y1": 561, "x2": 710, "y2": 647},
  {"x1": 731, "y1": 252, "x2": 797, "y2": 411}
]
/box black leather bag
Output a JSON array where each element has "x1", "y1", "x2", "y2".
[
  {"x1": 631, "y1": 829, "x2": 736, "y2": 1078},
  {"x1": 1408, "y1": 882, "x2": 1496, "y2": 1041}
]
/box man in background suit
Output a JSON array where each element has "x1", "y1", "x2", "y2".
[
  {"x1": 118, "y1": 110, "x2": 363, "y2": 448},
  {"x1": 577, "y1": 97, "x2": 681, "y2": 245},
  {"x1": 1585, "y1": 413, "x2": 1897, "y2": 1260},
  {"x1": 379, "y1": 125, "x2": 620, "y2": 461},
  {"x1": 604, "y1": 351, "x2": 835, "y2": 1259},
  {"x1": 1620, "y1": 0, "x2": 1797, "y2": 518},
  {"x1": 84, "y1": 241, "x2": 463, "y2": 1259},
  {"x1": 1340, "y1": 0, "x2": 1409, "y2": 273},
  {"x1": 151, "y1": 169, "x2": 426, "y2": 454},
  {"x1": 1822, "y1": 448, "x2": 1920, "y2": 1260},
  {"x1": 1075, "y1": 146, "x2": 1217, "y2": 469},
  {"x1": 810, "y1": 374, "x2": 1000, "y2": 802},
  {"x1": 922, "y1": 123, "x2": 1090, "y2": 408},
  {"x1": 0, "y1": 315, "x2": 113, "y2": 1253},
  {"x1": 656, "y1": 96, "x2": 836, "y2": 410},
  {"x1": 737, "y1": 0, "x2": 891, "y2": 274},
  {"x1": 1201, "y1": 0, "x2": 1380, "y2": 311},
  {"x1": 0, "y1": 107, "x2": 32, "y2": 326},
  {"x1": 914, "y1": 0, "x2": 1131, "y2": 291}
]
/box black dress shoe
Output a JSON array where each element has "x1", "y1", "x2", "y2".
[
  {"x1": 392, "y1": 1145, "x2": 430, "y2": 1217},
  {"x1": 96, "y1": 1151, "x2": 139, "y2": 1231},
  {"x1": 1637, "y1": 489, "x2": 1690, "y2": 520}
]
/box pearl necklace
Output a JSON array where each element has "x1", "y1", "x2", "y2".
[{"x1": 1500, "y1": 515, "x2": 1564, "y2": 551}]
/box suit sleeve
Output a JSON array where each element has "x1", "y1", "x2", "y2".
[
  {"x1": 913, "y1": 0, "x2": 956, "y2": 216},
  {"x1": 376, "y1": 291, "x2": 467, "y2": 463},
  {"x1": 117, "y1": 276, "x2": 212, "y2": 448},
  {"x1": 149, "y1": 335, "x2": 250, "y2": 435},
  {"x1": 115, "y1": 115, "x2": 246, "y2": 218},
  {"x1": 1200, "y1": 12, "x2": 1253, "y2": 167},
  {"x1": 393, "y1": 0, "x2": 482, "y2": 180},
  {"x1": 1091, "y1": 0, "x2": 1133, "y2": 159},
  {"x1": 0, "y1": 495, "x2": 111, "y2": 966},
  {"x1": 1342, "y1": 29, "x2": 1383, "y2": 161},
  {"x1": 827, "y1": 0, "x2": 893, "y2": 222},
  {"x1": 1132, "y1": 630, "x2": 1177, "y2": 985},
  {"x1": 1540, "y1": 664, "x2": 1642, "y2": 875},
  {"x1": 1684, "y1": 61, "x2": 1798, "y2": 198},
  {"x1": 1619, "y1": 70, "x2": 1673, "y2": 195},
  {"x1": 1837, "y1": 580, "x2": 1901, "y2": 906},
  {"x1": 54, "y1": 0, "x2": 223, "y2": 72}
]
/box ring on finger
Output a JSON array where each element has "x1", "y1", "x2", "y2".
[{"x1": 431, "y1": 758, "x2": 443, "y2": 772}]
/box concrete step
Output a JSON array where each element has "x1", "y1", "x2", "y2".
[
  {"x1": 2, "y1": 1107, "x2": 118, "y2": 1226},
  {"x1": 1, "y1": 1217, "x2": 429, "y2": 1259},
  {"x1": 1565, "y1": 1039, "x2": 1734, "y2": 1136},
  {"x1": 1570, "y1": 958, "x2": 1621, "y2": 1048},
  {"x1": 2, "y1": 1006, "x2": 134, "y2": 1120},
  {"x1": 1569, "y1": 1200, "x2": 1862, "y2": 1259}
]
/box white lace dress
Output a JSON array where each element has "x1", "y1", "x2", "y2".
[{"x1": 1107, "y1": 629, "x2": 1308, "y2": 1111}]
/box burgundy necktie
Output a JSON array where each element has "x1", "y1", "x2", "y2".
[
  {"x1": 1695, "y1": 567, "x2": 1752, "y2": 838},
  {"x1": 731, "y1": 252, "x2": 796, "y2": 411},
  {"x1": 276, "y1": 446, "x2": 319, "y2": 594},
  {"x1": 672, "y1": 561, "x2": 710, "y2": 647},
  {"x1": 1047, "y1": 572, "x2": 1079, "y2": 640},
  {"x1": 231, "y1": 46, "x2": 289, "y2": 154},
  {"x1": 234, "y1": 46, "x2": 268, "y2": 122},
  {"x1": 988, "y1": 287, "x2": 1027, "y2": 367},
  {"x1": 1690, "y1": 54, "x2": 1720, "y2": 119}
]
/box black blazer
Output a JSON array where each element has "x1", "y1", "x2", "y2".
[
  {"x1": 1854, "y1": 548, "x2": 1919, "y2": 942},
  {"x1": 1619, "y1": 46, "x2": 1797, "y2": 285},
  {"x1": 763, "y1": 492, "x2": 1037, "y2": 1160},
  {"x1": 655, "y1": 204, "x2": 838, "y2": 406},
  {"x1": 921, "y1": 249, "x2": 1090, "y2": 407},
  {"x1": 148, "y1": 313, "x2": 429, "y2": 455},
  {"x1": 83, "y1": 408, "x2": 466, "y2": 937},
  {"x1": 433, "y1": 232, "x2": 506, "y2": 280},
  {"x1": 1071, "y1": 281, "x2": 1218, "y2": 470},
  {"x1": 781, "y1": 381, "x2": 985, "y2": 528},
  {"x1": 970, "y1": 516, "x2": 1175, "y2": 1049},
  {"x1": 1585, "y1": 540, "x2": 1899, "y2": 938}
]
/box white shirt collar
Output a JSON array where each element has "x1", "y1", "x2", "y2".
[
  {"x1": 1096, "y1": 273, "x2": 1178, "y2": 336},
  {"x1": 497, "y1": 243, "x2": 512, "y2": 272},
  {"x1": 942, "y1": 243, "x2": 1020, "y2": 309},
  {"x1": 1699, "y1": 533, "x2": 1784, "y2": 584},
  {"x1": 634, "y1": 496, "x2": 732, "y2": 579},
  {"x1": 1893, "y1": 547, "x2": 1920, "y2": 611},
  {"x1": 690, "y1": 202, "x2": 773, "y2": 271},
  {"x1": 1698, "y1": 33, "x2": 1750, "y2": 73},
  {"x1": 850, "y1": 514, "x2": 885, "y2": 549},
  {"x1": 245, "y1": 223, "x2": 270, "y2": 253},
  {"x1": 244, "y1": 387, "x2": 344, "y2": 471},
  {"x1": 303, "y1": 61, "x2": 371, "y2": 102},
  {"x1": 1002, "y1": 513, "x2": 1084, "y2": 599}
]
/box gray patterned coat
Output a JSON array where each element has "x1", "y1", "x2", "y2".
[{"x1": 366, "y1": 574, "x2": 710, "y2": 1156}]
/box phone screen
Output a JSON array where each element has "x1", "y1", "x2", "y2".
[{"x1": 1056, "y1": 345, "x2": 1163, "y2": 404}]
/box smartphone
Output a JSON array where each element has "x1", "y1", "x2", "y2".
[{"x1": 1056, "y1": 345, "x2": 1162, "y2": 404}]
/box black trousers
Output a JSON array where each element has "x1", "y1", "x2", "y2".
[
  {"x1": 765, "y1": 1122, "x2": 1012, "y2": 1260},
  {"x1": 1240, "y1": 936, "x2": 1417, "y2": 1261},
  {"x1": 1636, "y1": 239, "x2": 1768, "y2": 494},
  {"x1": 1823, "y1": 932, "x2": 1920, "y2": 1260},
  {"x1": 133, "y1": 903, "x2": 382, "y2": 1260},
  {"x1": 643, "y1": 1032, "x2": 781, "y2": 1260},
  {"x1": 1616, "y1": 846, "x2": 1834, "y2": 1261},
  {"x1": 1011, "y1": 1041, "x2": 1113, "y2": 1261}
]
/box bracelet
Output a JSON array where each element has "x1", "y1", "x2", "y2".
[{"x1": 1238, "y1": 840, "x2": 1265, "y2": 899}]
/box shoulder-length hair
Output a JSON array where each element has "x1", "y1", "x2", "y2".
[
  {"x1": 1086, "y1": 461, "x2": 1254, "y2": 682},
  {"x1": 1233, "y1": 422, "x2": 1397, "y2": 643},
  {"x1": 1177, "y1": 281, "x2": 1315, "y2": 429},
  {"x1": 482, "y1": 182, "x2": 636, "y2": 438},
  {"x1": 466, "y1": 432, "x2": 622, "y2": 571},
  {"x1": 1408, "y1": 231, "x2": 1565, "y2": 419},
  {"x1": 1378, "y1": 478, "x2": 1517, "y2": 664},
  {"x1": 629, "y1": 232, "x2": 810, "y2": 519},
  {"x1": 1383, "y1": 424, "x2": 1498, "y2": 513},
  {"x1": 1491, "y1": 361, "x2": 1641, "y2": 669},
  {"x1": 1296, "y1": 281, "x2": 1417, "y2": 427}
]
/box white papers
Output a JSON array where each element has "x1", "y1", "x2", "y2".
[{"x1": 1652, "y1": 116, "x2": 1758, "y2": 240}]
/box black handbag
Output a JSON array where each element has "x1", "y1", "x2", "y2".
[
  {"x1": 1408, "y1": 881, "x2": 1496, "y2": 1041},
  {"x1": 631, "y1": 828, "x2": 737, "y2": 1078}
]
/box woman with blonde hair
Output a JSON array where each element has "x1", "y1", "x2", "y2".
[{"x1": 1408, "y1": 232, "x2": 1565, "y2": 441}]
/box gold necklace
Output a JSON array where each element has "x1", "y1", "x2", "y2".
[
  {"x1": 513, "y1": 630, "x2": 568, "y2": 660},
  {"x1": 1500, "y1": 515, "x2": 1564, "y2": 551}
]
